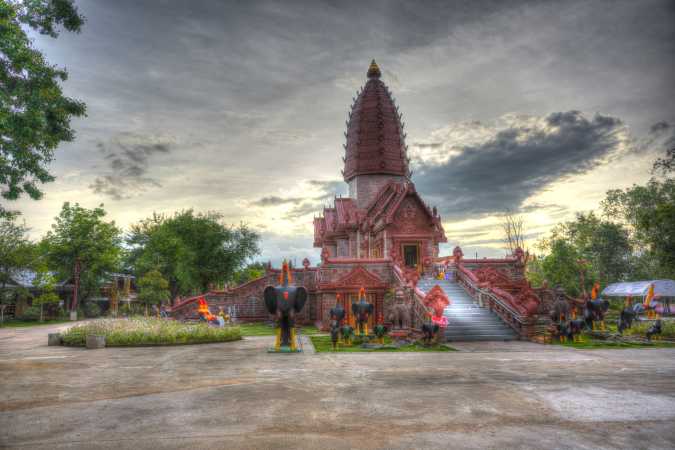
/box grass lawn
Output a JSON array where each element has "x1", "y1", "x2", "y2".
[
  {"x1": 0, "y1": 318, "x2": 74, "y2": 328},
  {"x1": 61, "y1": 318, "x2": 241, "y2": 346},
  {"x1": 238, "y1": 322, "x2": 321, "y2": 336},
  {"x1": 555, "y1": 333, "x2": 675, "y2": 349},
  {"x1": 310, "y1": 335, "x2": 456, "y2": 352}
]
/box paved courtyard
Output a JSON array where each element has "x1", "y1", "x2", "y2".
[{"x1": 1, "y1": 324, "x2": 675, "y2": 449}]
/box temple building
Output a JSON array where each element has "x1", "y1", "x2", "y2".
[
  {"x1": 172, "y1": 61, "x2": 551, "y2": 341},
  {"x1": 309, "y1": 60, "x2": 447, "y2": 327},
  {"x1": 313, "y1": 60, "x2": 447, "y2": 266}
]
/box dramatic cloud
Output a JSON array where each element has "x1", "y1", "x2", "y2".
[
  {"x1": 248, "y1": 179, "x2": 347, "y2": 221},
  {"x1": 251, "y1": 196, "x2": 305, "y2": 207},
  {"x1": 90, "y1": 134, "x2": 173, "y2": 200},
  {"x1": 412, "y1": 111, "x2": 629, "y2": 219}
]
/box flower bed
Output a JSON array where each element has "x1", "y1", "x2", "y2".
[{"x1": 61, "y1": 318, "x2": 241, "y2": 347}]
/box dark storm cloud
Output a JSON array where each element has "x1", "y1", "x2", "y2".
[
  {"x1": 250, "y1": 179, "x2": 347, "y2": 216},
  {"x1": 650, "y1": 121, "x2": 670, "y2": 134},
  {"x1": 251, "y1": 196, "x2": 305, "y2": 207},
  {"x1": 89, "y1": 135, "x2": 173, "y2": 200},
  {"x1": 284, "y1": 203, "x2": 322, "y2": 220},
  {"x1": 307, "y1": 180, "x2": 348, "y2": 198},
  {"x1": 414, "y1": 111, "x2": 627, "y2": 219}
]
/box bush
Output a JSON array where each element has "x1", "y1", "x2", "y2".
[
  {"x1": 625, "y1": 320, "x2": 675, "y2": 338},
  {"x1": 17, "y1": 306, "x2": 41, "y2": 321},
  {"x1": 119, "y1": 303, "x2": 145, "y2": 316},
  {"x1": 61, "y1": 318, "x2": 242, "y2": 347},
  {"x1": 83, "y1": 302, "x2": 102, "y2": 318}
]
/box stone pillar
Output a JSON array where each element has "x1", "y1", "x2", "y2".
[
  {"x1": 320, "y1": 293, "x2": 337, "y2": 330},
  {"x1": 384, "y1": 230, "x2": 388, "y2": 258},
  {"x1": 356, "y1": 230, "x2": 361, "y2": 259}
]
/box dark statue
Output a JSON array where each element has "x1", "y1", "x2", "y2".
[
  {"x1": 374, "y1": 322, "x2": 387, "y2": 344},
  {"x1": 351, "y1": 288, "x2": 374, "y2": 336},
  {"x1": 330, "y1": 320, "x2": 341, "y2": 350},
  {"x1": 341, "y1": 324, "x2": 354, "y2": 345},
  {"x1": 618, "y1": 305, "x2": 637, "y2": 335},
  {"x1": 647, "y1": 319, "x2": 662, "y2": 341},
  {"x1": 263, "y1": 261, "x2": 307, "y2": 352},
  {"x1": 329, "y1": 297, "x2": 347, "y2": 349},
  {"x1": 421, "y1": 313, "x2": 440, "y2": 345}
]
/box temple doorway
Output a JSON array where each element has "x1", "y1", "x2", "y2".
[{"x1": 403, "y1": 244, "x2": 419, "y2": 269}]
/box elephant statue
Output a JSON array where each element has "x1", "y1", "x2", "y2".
[{"x1": 263, "y1": 260, "x2": 307, "y2": 352}]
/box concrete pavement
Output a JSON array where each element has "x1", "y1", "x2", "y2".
[{"x1": 1, "y1": 323, "x2": 674, "y2": 449}]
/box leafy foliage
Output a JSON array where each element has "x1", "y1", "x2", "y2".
[
  {"x1": 82, "y1": 302, "x2": 101, "y2": 318},
  {"x1": 31, "y1": 267, "x2": 60, "y2": 320},
  {"x1": 232, "y1": 261, "x2": 266, "y2": 286},
  {"x1": 60, "y1": 317, "x2": 242, "y2": 346},
  {"x1": 40, "y1": 202, "x2": 121, "y2": 309},
  {"x1": 127, "y1": 210, "x2": 260, "y2": 298},
  {"x1": 531, "y1": 151, "x2": 674, "y2": 292},
  {"x1": 602, "y1": 177, "x2": 675, "y2": 278},
  {"x1": 532, "y1": 212, "x2": 631, "y2": 295},
  {"x1": 0, "y1": 213, "x2": 34, "y2": 303},
  {"x1": 0, "y1": 0, "x2": 86, "y2": 217},
  {"x1": 137, "y1": 269, "x2": 170, "y2": 314}
]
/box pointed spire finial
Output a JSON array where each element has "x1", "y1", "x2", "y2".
[{"x1": 367, "y1": 59, "x2": 381, "y2": 79}]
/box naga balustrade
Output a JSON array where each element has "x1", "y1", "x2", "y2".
[
  {"x1": 456, "y1": 264, "x2": 545, "y2": 339},
  {"x1": 392, "y1": 263, "x2": 430, "y2": 330}
]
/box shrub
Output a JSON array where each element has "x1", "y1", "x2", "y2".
[
  {"x1": 625, "y1": 320, "x2": 675, "y2": 338},
  {"x1": 17, "y1": 306, "x2": 41, "y2": 321},
  {"x1": 83, "y1": 302, "x2": 102, "y2": 318},
  {"x1": 61, "y1": 318, "x2": 242, "y2": 346}
]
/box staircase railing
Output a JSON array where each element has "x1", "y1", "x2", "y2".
[
  {"x1": 392, "y1": 263, "x2": 429, "y2": 330},
  {"x1": 455, "y1": 264, "x2": 537, "y2": 338}
]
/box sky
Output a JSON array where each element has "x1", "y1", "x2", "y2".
[{"x1": 10, "y1": 0, "x2": 675, "y2": 264}]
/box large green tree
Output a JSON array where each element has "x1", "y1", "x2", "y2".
[
  {"x1": 0, "y1": 0, "x2": 86, "y2": 217},
  {"x1": 602, "y1": 177, "x2": 675, "y2": 278},
  {"x1": 0, "y1": 213, "x2": 34, "y2": 305},
  {"x1": 137, "y1": 269, "x2": 170, "y2": 317},
  {"x1": 232, "y1": 261, "x2": 266, "y2": 286},
  {"x1": 127, "y1": 210, "x2": 260, "y2": 300},
  {"x1": 41, "y1": 202, "x2": 121, "y2": 313},
  {"x1": 531, "y1": 212, "x2": 631, "y2": 295}
]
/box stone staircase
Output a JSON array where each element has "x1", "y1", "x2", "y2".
[{"x1": 417, "y1": 278, "x2": 518, "y2": 342}]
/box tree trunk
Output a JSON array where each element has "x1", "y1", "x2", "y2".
[
  {"x1": 40, "y1": 303, "x2": 44, "y2": 322},
  {"x1": 70, "y1": 258, "x2": 81, "y2": 312}
]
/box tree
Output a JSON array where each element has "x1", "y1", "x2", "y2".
[
  {"x1": 538, "y1": 239, "x2": 585, "y2": 296},
  {"x1": 127, "y1": 210, "x2": 260, "y2": 300},
  {"x1": 232, "y1": 261, "x2": 266, "y2": 286},
  {"x1": 500, "y1": 212, "x2": 526, "y2": 254},
  {"x1": 41, "y1": 202, "x2": 121, "y2": 315},
  {"x1": 531, "y1": 212, "x2": 631, "y2": 295},
  {"x1": 0, "y1": 213, "x2": 34, "y2": 306},
  {"x1": 652, "y1": 147, "x2": 674, "y2": 176},
  {"x1": 602, "y1": 178, "x2": 675, "y2": 278},
  {"x1": 137, "y1": 269, "x2": 169, "y2": 317},
  {"x1": 0, "y1": 0, "x2": 86, "y2": 217},
  {"x1": 31, "y1": 267, "x2": 60, "y2": 321}
]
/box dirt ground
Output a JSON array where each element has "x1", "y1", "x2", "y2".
[{"x1": 1, "y1": 323, "x2": 675, "y2": 450}]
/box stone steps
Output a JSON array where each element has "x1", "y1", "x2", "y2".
[{"x1": 418, "y1": 278, "x2": 517, "y2": 342}]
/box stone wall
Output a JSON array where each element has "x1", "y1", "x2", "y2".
[
  {"x1": 348, "y1": 174, "x2": 404, "y2": 208},
  {"x1": 171, "y1": 269, "x2": 318, "y2": 324}
]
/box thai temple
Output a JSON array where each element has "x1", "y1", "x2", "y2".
[{"x1": 171, "y1": 61, "x2": 555, "y2": 341}]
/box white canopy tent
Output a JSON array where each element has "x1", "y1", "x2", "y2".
[{"x1": 601, "y1": 280, "x2": 675, "y2": 298}]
